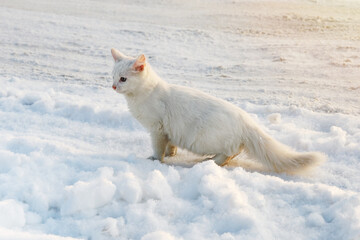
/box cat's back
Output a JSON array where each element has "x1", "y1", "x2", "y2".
[{"x1": 167, "y1": 83, "x2": 238, "y2": 112}]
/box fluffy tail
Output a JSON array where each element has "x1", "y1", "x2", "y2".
[{"x1": 242, "y1": 124, "x2": 326, "y2": 174}]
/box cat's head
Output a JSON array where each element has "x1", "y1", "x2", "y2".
[{"x1": 111, "y1": 48, "x2": 147, "y2": 95}]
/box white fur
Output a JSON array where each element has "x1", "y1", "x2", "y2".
[{"x1": 111, "y1": 49, "x2": 325, "y2": 174}]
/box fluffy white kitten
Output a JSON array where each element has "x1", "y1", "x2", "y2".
[{"x1": 111, "y1": 48, "x2": 325, "y2": 174}]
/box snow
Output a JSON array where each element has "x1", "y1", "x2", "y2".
[
  {"x1": 0, "y1": 0, "x2": 360, "y2": 239},
  {"x1": 0, "y1": 199, "x2": 26, "y2": 229},
  {"x1": 61, "y1": 171, "x2": 117, "y2": 216}
]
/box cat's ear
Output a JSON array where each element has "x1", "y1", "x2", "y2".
[
  {"x1": 133, "y1": 54, "x2": 146, "y2": 72},
  {"x1": 111, "y1": 48, "x2": 126, "y2": 61}
]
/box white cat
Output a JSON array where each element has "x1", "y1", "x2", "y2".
[{"x1": 111, "y1": 48, "x2": 325, "y2": 174}]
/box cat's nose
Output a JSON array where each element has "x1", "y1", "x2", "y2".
[{"x1": 112, "y1": 84, "x2": 116, "y2": 90}]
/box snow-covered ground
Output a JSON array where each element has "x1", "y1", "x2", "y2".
[{"x1": 1, "y1": 0, "x2": 360, "y2": 239}]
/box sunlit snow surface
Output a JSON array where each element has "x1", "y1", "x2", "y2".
[{"x1": 0, "y1": 0, "x2": 360, "y2": 239}]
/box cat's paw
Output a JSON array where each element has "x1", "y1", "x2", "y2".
[{"x1": 165, "y1": 146, "x2": 177, "y2": 157}]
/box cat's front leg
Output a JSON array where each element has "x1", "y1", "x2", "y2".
[{"x1": 149, "y1": 132, "x2": 168, "y2": 163}]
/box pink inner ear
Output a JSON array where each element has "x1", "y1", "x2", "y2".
[
  {"x1": 133, "y1": 54, "x2": 146, "y2": 71},
  {"x1": 135, "y1": 65, "x2": 145, "y2": 72}
]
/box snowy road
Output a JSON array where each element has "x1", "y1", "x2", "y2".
[{"x1": 0, "y1": 0, "x2": 360, "y2": 239}]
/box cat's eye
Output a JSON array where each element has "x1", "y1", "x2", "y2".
[{"x1": 120, "y1": 77, "x2": 127, "y2": 82}]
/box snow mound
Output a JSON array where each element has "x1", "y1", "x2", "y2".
[
  {"x1": 61, "y1": 176, "x2": 116, "y2": 216},
  {"x1": 0, "y1": 227, "x2": 80, "y2": 240},
  {"x1": 116, "y1": 172, "x2": 143, "y2": 203},
  {"x1": 268, "y1": 113, "x2": 281, "y2": 124},
  {"x1": 141, "y1": 231, "x2": 177, "y2": 240},
  {"x1": 0, "y1": 200, "x2": 26, "y2": 228}
]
